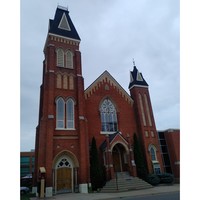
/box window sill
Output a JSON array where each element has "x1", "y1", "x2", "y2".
[
  {"x1": 55, "y1": 128, "x2": 76, "y2": 131},
  {"x1": 152, "y1": 160, "x2": 159, "y2": 164},
  {"x1": 100, "y1": 131, "x2": 116, "y2": 135},
  {"x1": 57, "y1": 66, "x2": 74, "y2": 69}
]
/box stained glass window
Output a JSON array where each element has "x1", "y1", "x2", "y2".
[{"x1": 100, "y1": 99, "x2": 118, "y2": 132}]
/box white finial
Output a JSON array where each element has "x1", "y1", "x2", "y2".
[{"x1": 133, "y1": 58, "x2": 136, "y2": 67}]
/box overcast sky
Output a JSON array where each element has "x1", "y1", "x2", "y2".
[{"x1": 20, "y1": 0, "x2": 180, "y2": 151}]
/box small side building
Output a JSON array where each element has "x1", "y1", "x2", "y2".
[{"x1": 158, "y1": 129, "x2": 180, "y2": 182}]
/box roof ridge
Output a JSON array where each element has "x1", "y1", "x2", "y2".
[{"x1": 84, "y1": 71, "x2": 133, "y2": 105}]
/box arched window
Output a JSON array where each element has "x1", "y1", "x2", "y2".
[
  {"x1": 100, "y1": 99, "x2": 118, "y2": 132},
  {"x1": 63, "y1": 74, "x2": 68, "y2": 89},
  {"x1": 56, "y1": 48, "x2": 64, "y2": 67},
  {"x1": 150, "y1": 147, "x2": 156, "y2": 161},
  {"x1": 144, "y1": 94, "x2": 152, "y2": 126},
  {"x1": 66, "y1": 98, "x2": 74, "y2": 129},
  {"x1": 66, "y1": 50, "x2": 73, "y2": 68},
  {"x1": 69, "y1": 76, "x2": 74, "y2": 90},
  {"x1": 56, "y1": 74, "x2": 62, "y2": 88},
  {"x1": 56, "y1": 97, "x2": 65, "y2": 128},
  {"x1": 149, "y1": 145, "x2": 161, "y2": 174},
  {"x1": 139, "y1": 93, "x2": 146, "y2": 126}
]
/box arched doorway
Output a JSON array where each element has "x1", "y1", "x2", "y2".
[
  {"x1": 112, "y1": 143, "x2": 128, "y2": 172},
  {"x1": 53, "y1": 151, "x2": 79, "y2": 194},
  {"x1": 56, "y1": 157, "x2": 73, "y2": 193}
]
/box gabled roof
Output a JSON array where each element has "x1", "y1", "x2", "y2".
[
  {"x1": 129, "y1": 66, "x2": 148, "y2": 89},
  {"x1": 85, "y1": 70, "x2": 133, "y2": 105},
  {"x1": 48, "y1": 6, "x2": 80, "y2": 41},
  {"x1": 100, "y1": 132, "x2": 128, "y2": 150}
]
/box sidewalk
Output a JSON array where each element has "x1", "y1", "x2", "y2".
[{"x1": 31, "y1": 184, "x2": 180, "y2": 200}]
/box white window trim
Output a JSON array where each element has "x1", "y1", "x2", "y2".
[
  {"x1": 66, "y1": 50, "x2": 73, "y2": 69},
  {"x1": 100, "y1": 131, "x2": 116, "y2": 135},
  {"x1": 56, "y1": 48, "x2": 64, "y2": 67},
  {"x1": 55, "y1": 128, "x2": 76, "y2": 131},
  {"x1": 66, "y1": 98, "x2": 75, "y2": 129}
]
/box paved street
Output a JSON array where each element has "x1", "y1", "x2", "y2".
[
  {"x1": 104, "y1": 191, "x2": 179, "y2": 200},
  {"x1": 30, "y1": 184, "x2": 180, "y2": 200}
]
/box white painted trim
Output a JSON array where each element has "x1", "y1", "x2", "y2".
[
  {"x1": 85, "y1": 70, "x2": 133, "y2": 104},
  {"x1": 45, "y1": 187, "x2": 53, "y2": 197},
  {"x1": 129, "y1": 84, "x2": 148, "y2": 90},
  {"x1": 58, "y1": 13, "x2": 71, "y2": 31},
  {"x1": 100, "y1": 131, "x2": 116, "y2": 135},
  {"x1": 79, "y1": 183, "x2": 88, "y2": 193},
  {"x1": 57, "y1": 5, "x2": 68, "y2": 11},
  {"x1": 55, "y1": 128, "x2": 76, "y2": 131},
  {"x1": 49, "y1": 33, "x2": 81, "y2": 43}
]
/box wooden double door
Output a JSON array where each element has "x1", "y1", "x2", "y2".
[{"x1": 57, "y1": 167, "x2": 72, "y2": 192}]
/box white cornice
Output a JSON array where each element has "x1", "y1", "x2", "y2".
[
  {"x1": 49, "y1": 33, "x2": 81, "y2": 43},
  {"x1": 129, "y1": 84, "x2": 149, "y2": 90}
]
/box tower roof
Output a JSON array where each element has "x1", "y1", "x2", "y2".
[
  {"x1": 129, "y1": 65, "x2": 148, "y2": 89},
  {"x1": 48, "y1": 6, "x2": 80, "y2": 41}
]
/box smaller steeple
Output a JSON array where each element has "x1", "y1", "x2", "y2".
[{"x1": 129, "y1": 61, "x2": 148, "y2": 89}]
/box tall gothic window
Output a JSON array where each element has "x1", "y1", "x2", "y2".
[
  {"x1": 66, "y1": 50, "x2": 73, "y2": 68},
  {"x1": 63, "y1": 74, "x2": 68, "y2": 89},
  {"x1": 56, "y1": 97, "x2": 65, "y2": 128},
  {"x1": 139, "y1": 93, "x2": 147, "y2": 126},
  {"x1": 56, "y1": 97, "x2": 75, "y2": 129},
  {"x1": 150, "y1": 147, "x2": 156, "y2": 161},
  {"x1": 56, "y1": 48, "x2": 64, "y2": 67},
  {"x1": 56, "y1": 74, "x2": 62, "y2": 88},
  {"x1": 69, "y1": 76, "x2": 74, "y2": 90},
  {"x1": 100, "y1": 99, "x2": 118, "y2": 132},
  {"x1": 66, "y1": 98, "x2": 74, "y2": 129},
  {"x1": 144, "y1": 94, "x2": 152, "y2": 126},
  {"x1": 149, "y1": 145, "x2": 161, "y2": 174}
]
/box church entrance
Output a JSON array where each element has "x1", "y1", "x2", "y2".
[
  {"x1": 57, "y1": 167, "x2": 72, "y2": 192},
  {"x1": 112, "y1": 143, "x2": 128, "y2": 172},
  {"x1": 54, "y1": 156, "x2": 74, "y2": 193}
]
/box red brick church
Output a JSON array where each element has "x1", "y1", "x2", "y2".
[{"x1": 34, "y1": 6, "x2": 173, "y2": 196}]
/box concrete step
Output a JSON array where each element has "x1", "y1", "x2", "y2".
[{"x1": 100, "y1": 172, "x2": 152, "y2": 193}]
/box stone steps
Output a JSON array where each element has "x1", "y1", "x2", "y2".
[{"x1": 100, "y1": 172, "x2": 153, "y2": 192}]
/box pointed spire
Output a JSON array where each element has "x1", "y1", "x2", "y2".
[
  {"x1": 48, "y1": 6, "x2": 80, "y2": 41},
  {"x1": 129, "y1": 61, "x2": 148, "y2": 89}
]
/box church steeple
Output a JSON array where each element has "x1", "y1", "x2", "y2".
[
  {"x1": 34, "y1": 6, "x2": 90, "y2": 195},
  {"x1": 129, "y1": 63, "x2": 148, "y2": 89},
  {"x1": 48, "y1": 5, "x2": 80, "y2": 41}
]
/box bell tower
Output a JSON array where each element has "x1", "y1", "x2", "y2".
[
  {"x1": 129, "y1": 62, "x2": 164, "y2": 175},
  {"x1": 34, "y1": 6, "x2": 89, "y2": 196}
]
